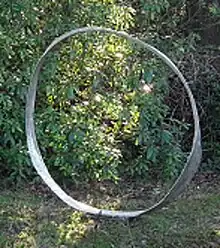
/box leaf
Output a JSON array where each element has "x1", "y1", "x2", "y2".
[
  {"x1": 161, "y1": 130, "x2": 172, "y2": 144},
  {"x1": 68, "y1": 130, "x2": 85, "y2": 144},
  {"x1": 67, "y1": 87, "x2": 75, "y2": 100},
  {"x1": 143, "y1": 71, "x2": 153, "y2": 83},
  {"x1": 68, "y1": 133, "x2": 75, "y2": 143},
  {"x1": 147, "y1": 146, "x2": 157, "y2": 162}
]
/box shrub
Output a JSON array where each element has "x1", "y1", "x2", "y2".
[
  {"x1": 35, "y1": 34, "x2": 187, "y2": 181},
  {"x1": 0, "y1": 0, "x2": 136, "y2": 183},
  {"x1": 2, "y1": 0, "x2": 204, "y2": 184}
]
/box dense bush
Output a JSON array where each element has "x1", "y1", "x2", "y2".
[
  {"x1": 36, "y1": 37, "x2": 187, "y2": 181},
  {"x1": 1, "y1": 0, "x2": 219, "y2": 184},
  {"x1": 0, "y1": 0, "x2": 135, "y2": 182}
]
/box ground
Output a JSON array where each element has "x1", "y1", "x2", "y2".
[{"x1": 0, "y1": 173, "x2": 219, "y2": 248}]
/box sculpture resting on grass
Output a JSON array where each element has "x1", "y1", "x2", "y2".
[{"x1": 25, "y1": 27, "x2": 202, "y2": 219}]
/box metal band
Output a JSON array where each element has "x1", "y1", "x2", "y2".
[{"x1": 25, "y1": 27, "x2": 202, "y2": 219}]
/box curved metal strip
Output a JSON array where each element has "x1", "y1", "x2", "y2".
[{"x1": 25, "y1": 27, "x2": 202, "y2": 219}]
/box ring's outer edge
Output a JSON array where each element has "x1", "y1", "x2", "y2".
[{"x1": 25, "y1": 26, "x2": 202, "y2": 219}]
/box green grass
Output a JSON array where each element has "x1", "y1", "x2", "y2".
[{"x1": 0, "y1": 182, "x2": 219, "y2": 248}]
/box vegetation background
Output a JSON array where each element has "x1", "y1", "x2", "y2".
[
  {"x1": 0, "y1": 1, "x2": 220, "y2": 247},
  {"x1": 1, "y1": 0, "x2": 220, "y2": 185}
]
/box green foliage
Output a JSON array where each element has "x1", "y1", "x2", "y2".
[
  {"x1": 3, "y1": 0, "x2": 210, "y2": 184},
  {"x1": 209, "y1": 2, "x2": 220, "y2": 17},
  {"x1": 34, "y1": 35, "x2": 186, "y2": 181},
  {"x1": 0, "y1": 0, "x2": 136, "y2": 183},
  {"x1": 140, "y1": 0, "x2": 170, "y2": 22}
]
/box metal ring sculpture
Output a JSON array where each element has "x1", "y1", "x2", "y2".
[{"x1": 25, "y1": 27, "x2": 202, "y2": 219}]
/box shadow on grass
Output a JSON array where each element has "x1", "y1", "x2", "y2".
[{"x1": 0, "y1": 179, "x2": 219, "y2": 248}]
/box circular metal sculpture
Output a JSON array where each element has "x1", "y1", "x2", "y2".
[{"x1": 25, "y1": 27, "x2": 202, "y2": 219}]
